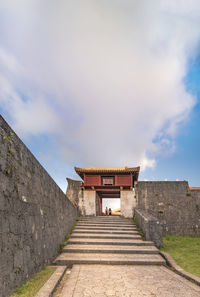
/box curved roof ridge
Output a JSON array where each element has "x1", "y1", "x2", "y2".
[{"x1": 75, "y1": 166, "x2": 140, "y2": 171}]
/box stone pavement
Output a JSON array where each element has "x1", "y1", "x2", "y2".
[{"x1": 57, "y1": 265, "x2": 200, "y2": 297}]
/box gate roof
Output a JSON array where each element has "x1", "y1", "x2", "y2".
[{"x1": 75, "y1": 166, "x2": 140, "y2": 179}]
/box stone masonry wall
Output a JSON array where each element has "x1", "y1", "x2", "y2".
[
  {"x1": 134, "y1": 209, "x2": 163, "y2": 248},
  {"x1": 66, "y1": 178, "x2": 83, "y2": 207},
  {"x1": 135, "y1": 181, "x2": 200, "y2": 235},
  {"x1": 0, "y1": 116, "x2": 77, "y2": 297}
]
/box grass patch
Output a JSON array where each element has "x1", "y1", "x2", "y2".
[
  {"x1": 161, "y1": 235, "x2": 200, "y2": 277},
  {"x1": 11, "y1": 266, "x2": 56, "y2": 297},
  {"x1": 158, "y1": 210, "x2": 164, "y2": 214}
]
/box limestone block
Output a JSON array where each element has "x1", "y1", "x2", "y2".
[
  {"x1": 83, "y1": 190, "x2": 96, "y2": 216},
  {"x1": 14, "y1": 250, "x2": 23, "y2": 268},
  {"x1": 66, "y1": 178, "x2": 82, "y2": 205},
  {"x1": 120, "y1": 190, "x2": 136, "y2": 218}
]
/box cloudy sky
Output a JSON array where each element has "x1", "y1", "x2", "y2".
[{"x1": 0, "y1": 0, "x2": 200, "y2": 192}]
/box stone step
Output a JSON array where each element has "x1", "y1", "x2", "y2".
[
  {"x1": 56, "y1": 216, "x2": 166, "y2": 267},
  {"x1": 78, "y1": 220, "x2": 126, "y2": 222},
  {"x1": 76, "y1": 223, "x2": 136, "y2": 227},
  {"x1": 78, "y1": 218, "x2": 134, "y2": 221},
  {"x1": 80, "y1": 215, "x2": 122, "y2": 217},
  {"x1": 75, "y1": 226, "x2": 137, "y2": 231},
  {"x1": 62, "y1": 244, "x2": 159, "y2": 254},
  {"x1": 77, "y1": 221, "x2": 135, "y2": 224},
  {"x1": 72, "y1": 231, "x2": 140, "y2": 236},
  {"x1": 70, "y1": 233, "x2": 141, "y2": 240},
  {"x1": 78, "y1": 221, "x2": 132, "y2": 225},
  {"x1": 54, "y1": 253, "x2": 166, "y2": 266},
  {"x1": 55, "y1": 216, "x2": 166, "y2": 266},
  {"x1": 77, "y1": 221, "x2": 136, "y2": 225},
  {"x1": 79, "y1": 218, "x2": 134, "y2": 223},
  {"x1": 73, "y1": 229, "x2": 139, "y2": 235},
  {"x1": 79, "y1": 217, "x2": 133, "y2": 222},
  {"x1": 80, "y1": 215, "x2": 120, "y2": 216},
  {"x1": 68, "y1": 238, "x2": 154, "y2": 246},
  {"x1": 78, "y1": 222, "x2": 134, "y2": 226}
]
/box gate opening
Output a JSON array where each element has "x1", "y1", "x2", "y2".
[
  {"x1": 102, "y1": 198, "x2": 120, "y2": 216},
  {"x1": 96, "y1": 190, "x2": 120, "y2": 216}
]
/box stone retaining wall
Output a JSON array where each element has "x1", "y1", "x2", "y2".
[
  {"x1": 134, "y1": 209, "x2": 163, "y2": 248},
  {"x1": 0, "y1": 116, "x2": 77, "y2": 297},
  {"x1": 135, "y1": 181, "x2": 200, "y2": 235}
]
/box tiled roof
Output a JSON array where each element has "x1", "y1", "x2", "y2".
[
  {"x1": 75, "y1": 166, "x2": 140, "y2": 179},
  {"x1": 190, "y1": 187, "x2": 200, "y2": 191},
  {"x1": 75, "y1": 166, "x2": 140, "y2": 173}
]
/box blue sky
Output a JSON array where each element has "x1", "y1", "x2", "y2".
[
  {"x1": 0, "y1": 1, "x2": 200, "y2": 192},
  {"x1": 140, "y1": 59, "x2": 200, "y2": 186}
]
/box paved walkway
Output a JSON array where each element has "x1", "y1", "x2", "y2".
[{"x1": 57, "y1": 265, "x2": 200, "y2": 297}]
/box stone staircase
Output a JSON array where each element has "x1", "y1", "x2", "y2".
[{"x1": 54, "y1": 216, "x2": 165, "y2": 265}]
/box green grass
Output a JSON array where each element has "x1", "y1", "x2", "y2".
[
  {"x1": 161, "y1": 235, "x2": 200, "y2": 277},
  {"x1": 11, "y1": 267, "x2": 56, "y2": 297}
]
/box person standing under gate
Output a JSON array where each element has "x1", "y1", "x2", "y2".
[{"x1": 105, "y1": 206, "x2": 108, "y2": 216}]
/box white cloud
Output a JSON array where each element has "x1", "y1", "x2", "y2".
[
  {"x1": 140, "y1": 158, "x2": 156, "y2": 172},
  {"x1": 0, "y1": 0, "x2": 199, "y2": 170}
]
